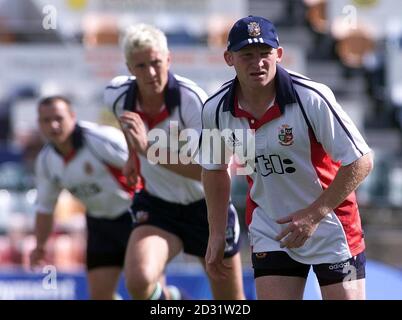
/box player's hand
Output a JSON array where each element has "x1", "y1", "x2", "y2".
[
  {"x1": 123, "y1": 156, "x2": 138, "y2": 187},
  {"x1": 205, "y1": 234, "x2": 231, "y2": 280},
  {"x1": 29, "y1": 247, "x2": 47, "y2": 270},
  {"x1": 275, "y1": 207, "x2": 323, "y2": 249},
  {"x1": 119, "y1": 111, "x2": 149, "y2": 156}
]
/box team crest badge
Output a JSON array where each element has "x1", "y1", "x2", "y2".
[
  {"x1": 84, "y1": 162, "x2": 93, "y2": 175},
  {"x1": 247, "y1": 22, "x2": 261, "y2": 37},
  {"x1": 278, "y1": 124, "x2": 294, "y2": 146}
]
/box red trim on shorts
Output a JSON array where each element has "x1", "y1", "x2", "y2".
[{"x1": 309, "y1": 129, "x2": 365, "y2": 256}]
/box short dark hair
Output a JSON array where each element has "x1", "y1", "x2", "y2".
[{"x1": 38, "y1": 95, "x2": 72, "y2": 108}]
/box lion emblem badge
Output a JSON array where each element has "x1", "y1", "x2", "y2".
[
  {"x1": 247, "y1": 22, "x2": 261, "y2": 37},
  {"x1": 278, "y1": 124, "x2": 294, "y2": 146}
]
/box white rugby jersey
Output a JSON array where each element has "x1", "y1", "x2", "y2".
[
  {"x1": 104, "y1": 72, "x2": 208, "y2": 205},
  {"x1": 35, "y1": 121, "x2": 135, "y2": 219},
  {"x1": 201, "y1": 65, "x2": 372, "y2": 264}
]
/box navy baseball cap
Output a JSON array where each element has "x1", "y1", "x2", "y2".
[{"x1": 227, "y1": 16, "x2": 279, "y2": 51}]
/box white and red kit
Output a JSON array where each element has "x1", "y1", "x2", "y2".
[{"x1": 201, "y1": 65, "x2": 371, "y2": 264}]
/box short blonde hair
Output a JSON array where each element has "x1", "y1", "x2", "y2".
[{"x1": 122, "y1": 23, "x2": 169, "y2": 63}]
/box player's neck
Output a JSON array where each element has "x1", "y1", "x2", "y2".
[
  {"x1": 55, "y1": 138, "x2": 74, "y2": 157},
  {"x1": 138, "y1": 92, "x2": 165, "y2": 117},
  {"x1": 238, "y1": 84, "x2": 276, "y2": 119}
]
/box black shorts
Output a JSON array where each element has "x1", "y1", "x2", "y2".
[
  {"x1": 86, "y1": 211, "x2": 134, "y2": 271},
  {"x1": 252, "y1": 251, "x2": 366, "y2": 286},
  {"x1": 131, "y1": 190, "x2": 240, "y2": 258}
]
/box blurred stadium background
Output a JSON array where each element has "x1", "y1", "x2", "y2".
[{"x1": 0, "y1": 0, "x2": 402, "y2": 299}]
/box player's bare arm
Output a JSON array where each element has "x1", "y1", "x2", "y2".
[
  {"x1": 122, "y1": 153, "x2": 138, "y2": 186},
  {"x1": 120, "y1": 111, "x2": 148, "y2": 154},
  {"x1": 276, "y1": 152, "x2": 374, "y2": 249},
  {"x1": 120, "y1": 111, "x2": 202, "y2": 181},
  {"x1": 202, "y1": 169, "x2": 232, "y2": 280},
  {"x1": 30, "y1": 212, "x2": 54, "y2": 268}
]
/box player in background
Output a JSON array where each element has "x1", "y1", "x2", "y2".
[
  {"x1": 104, "y1": 23, "x2": 245, "y2": 300},
  {"x1": 31, "y1": 96, "x2": 137, "y2": 299}
]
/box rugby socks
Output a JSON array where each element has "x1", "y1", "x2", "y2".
[
  {"x1": 148, "y1": 283, "x2": 186, "y2": 300},
  {"x1": 113, "y1": 293, "x2": 123, "y2": 300},
  {"x1": 167, "y1": 285, "x2": 182, "y2": 300},
  {"x1": 148, "y1": 282, "x2": 166, "y2": 300}
]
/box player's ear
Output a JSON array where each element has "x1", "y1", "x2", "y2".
[
  {"x1": 276, "y1": 47, "x2": 283, "y2": 63},
  {"x1": 166, "y1": 51, "x2": 172, "y2": 68},
  {"x1": 126, "y1": 62, "x2": 135, "y2": 76},
  {"x1": 224, "y1": 51, "x2": 234, "y2": 66},
  {"x1": 71, "y1": 111, "x2": 77, "y2": 122}
]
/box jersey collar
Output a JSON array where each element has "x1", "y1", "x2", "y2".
[
  {"x1": 223, "y1": 64, "x2": 297, "y2": 116},
  {"x1": 51, "y1": 124, "x2": 84, "y2": 162},
  {"x1": 123, "y1": 71, "x2": 181, "y2": 115},
  {"x1": 233, "y1": 96, "x2": 281, "y2": 130}
]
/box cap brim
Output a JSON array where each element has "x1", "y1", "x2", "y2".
[{"x1": 229, "y1": 39, "x2": 278, "y2": 52}]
